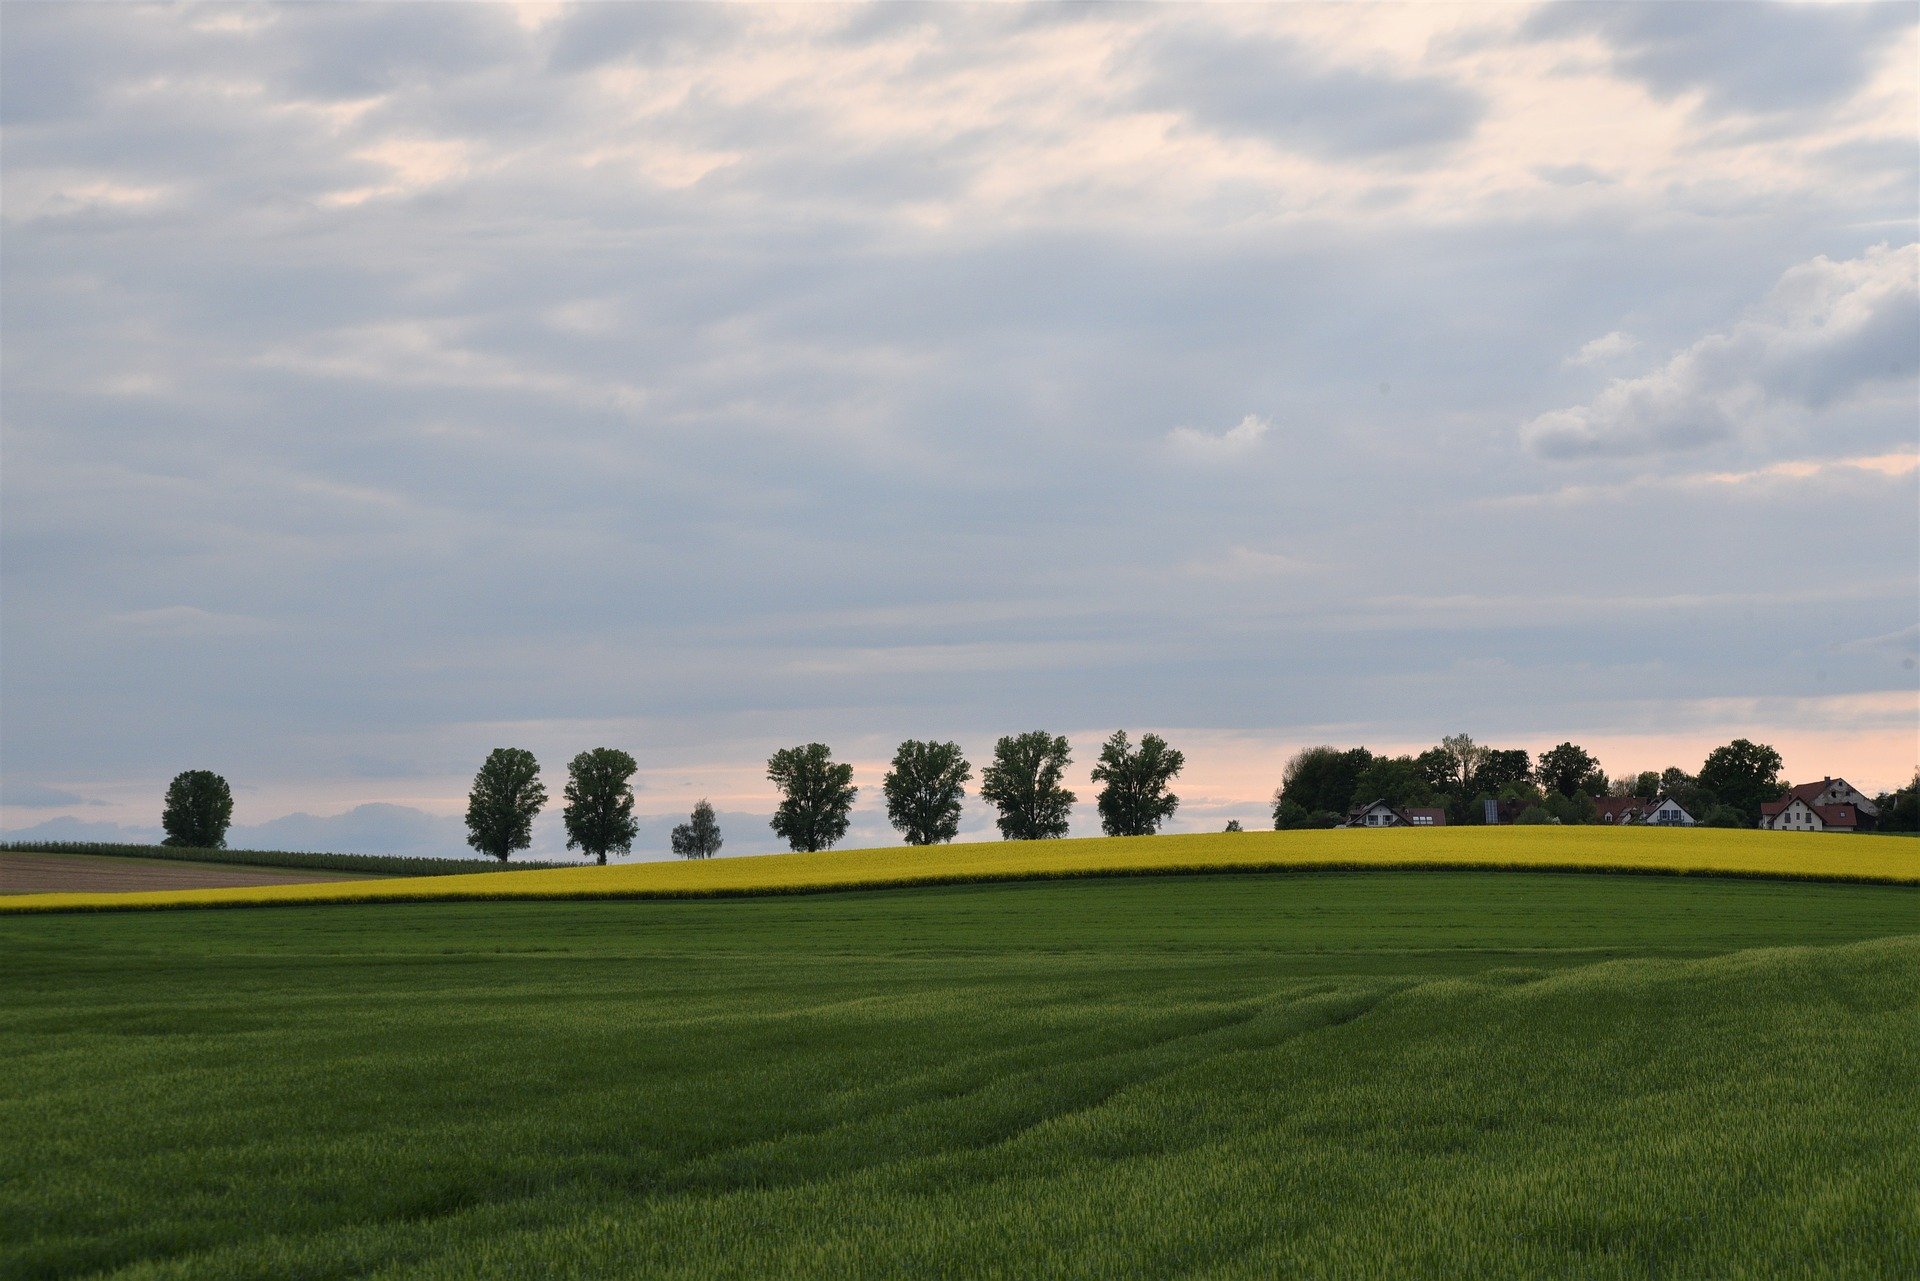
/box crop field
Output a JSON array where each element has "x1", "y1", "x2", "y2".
[
  {"x1": 3, "y1": 870, "x2": 1916, "y2": 1279},
  {"x1": 4, "y1": 826, "x2": 1915, "y2": 914},
  {"x1": 0, "y1": 851, "x2": 384, "y2": 895}
]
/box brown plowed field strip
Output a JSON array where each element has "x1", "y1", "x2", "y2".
[{"x1": 0, "y1": 852, "x2": 383, "y2": 895}]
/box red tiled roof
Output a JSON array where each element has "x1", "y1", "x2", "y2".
[{"x1": 1812, "y1": 802, "x2": 1858, "y2": 828}]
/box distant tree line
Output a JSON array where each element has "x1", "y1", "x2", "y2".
[
  {"x1": 145, "y1": 735, "x2": 1918, "y2": 865},
  {"x1": 1269, "y1": 735, "x2": 1918, "y2": 832}
]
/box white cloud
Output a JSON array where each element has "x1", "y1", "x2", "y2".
[
  {"x1": 1523, "y1": 243, "x2": 1920, "y2": 457},
  {"x1": 1168, "y1": 413, "x2": 1270, "y2": 457},
  {"x1": 1566, "y1": 330, "x2": 1639, "y2": 367}
]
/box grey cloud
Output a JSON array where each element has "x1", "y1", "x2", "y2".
[
  {"x1": 2, "y1": 3, "x2": 1916, "y2": 815},
  {"x1": 1130, "y1": 28, "x2": 1484, "y2": 159},
  {"x1": 1523, "y1": 243, "x2": 1920, "y2": 458},
  {"x1": 545, "y1": 2, "x2": 741, "y2": 72},
  {"x1": 0, "y1": 780, "x2": 97, "y2": 808},
  {"x1": 1526, "y1": 0, "x2": 1915, "y2": 119}
]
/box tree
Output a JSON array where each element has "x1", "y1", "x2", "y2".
[
  {"x1": 1872, "y1": 772, "x2": 1918, "y2": 833},
  {"x1": 1278, "y1": 746, "x2": 1374, "y2": 815},
  {"x1": 1091, "y1": 730, "x2": 1184, "y2": 837},
  {"x1": 670, "y1": 799, "x2": 724, "y2": 859},
  {"x1": 1538, "y1": 742, "x2": 1606, "y2": 798},
  {"x1": 1658, "y1": 766, "x2": 1712, "y2": 816},
  {"x1": 767, "y1": 743, "x2": 857, "y2": 852},
  {"x1": 1514, "y1": 804, "x2": 1552, "y2": 825},
  {"x1": 979, "y1": 731, "x2": 1076, "y2": 840},
  {"x1": 161, "y1": 770, "x2": 234, "y2": 848},
  {"x1": 1435, "y1": 733, "x2": 1491, "y2": 795},
  {"x1": 561, "y1": 747, "x2": 639, "y2": 865},
  {"x1": 882, "y1": 740, "x2": 971, "y2": 846},
  {"x1": 465, "y1": 748, "x2": 547, "y2": 862},
  {"x1": 1698, "y1": 739, "x2": 1785, "y2": 824},
  {"x1": 1471, "y1": 749, "x2": 1533, "y2": 795},
  {"x1": 1223, "y1": 819, "x2": 1243, "y2": 832},
  {"x1": 1350, "y1": 755, "x2": 1436, "y2": 809},
  {"x1": 1700, "y1": 804, "x2": 1748, "y2": 828},
  {"x1": 1614, "y1": 770, "x2": 1662, "y2": 800},
  {"x1": 1414, "y1": 747, "x2": 1457, "y2": 796},
  {"x1": 1545, "y1": 790, "x2": 1597, "y2": 825}
]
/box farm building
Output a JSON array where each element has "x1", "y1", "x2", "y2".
[
  {"x1": 1780, "y1": 778, "x2": 1878, "y2": 818},
  {"x1": 1343, "y1": 800, "x2": 1446, "y2": 828},
  {"x1": 1759, "y1": 797, "x2": 1861, "y2": 833},
  {"x1": 1590, "y1": 796, "x2": 1697, "y2": 826}
]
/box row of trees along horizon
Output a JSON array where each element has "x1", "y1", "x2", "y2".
[{"x1": 150, "y1": 733, "x2": 1920, "y2": 862}]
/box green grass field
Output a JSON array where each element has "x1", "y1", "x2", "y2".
[{"x1": 4, "y1": 871, "x2": 1916, "y2": 1278}]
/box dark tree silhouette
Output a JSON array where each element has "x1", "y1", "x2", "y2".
[
  {"x1": 671, "y1": 799, "x2": 724, "y2": 858},
  {"x1": 465, "y1": 748, "x2": 547, "y2": 862},
  {"x1": 767, "y1": 744, "x2": 856, "y2": 852},
  {"x1": 562, "y1": 747, "x2": 639, "y2": 865},
  {"x1": 882, "y1": 740, "x2": 971, "y2": 846},
  {"x1": 1091, "y1": 730, "x2": 1185, "y2": 837},
  {"x1": 979, "y1": 731, "x2": 1076, "y2": 841},
  {"x1": 161, "y1": 770, "x2": 234, "y2": 848}
]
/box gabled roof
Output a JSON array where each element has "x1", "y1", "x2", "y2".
[
  {"x1": 1760, "y1": 797, "x2": 1858, "y2": 827},
  {"x1": 1812, "y1": 802, "x2": 1859, "y2": 828},
  {"x1": 1591, "y1": 796, "x2": 1646, "y2": 821}
]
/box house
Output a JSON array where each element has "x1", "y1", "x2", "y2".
[
  {"x1": 1759, "y1": 796, "x2": 1860, "y2": 833},
  {"x1": 1642, "y1": 796, "x2": 1696, "y2": 826},
  {"x1": 1591, "y1": 796, "x2": 1648, "y2": 825},
  {"x1": 1343, "y1": 800, "x2": 1446, "y2": 828},
  {"x1": 1592, "y1": 795, "x2": 1696, "y2": 826},
  {"x1": 1782, "y1": 778, "x2": 1878, "y2": 818}
]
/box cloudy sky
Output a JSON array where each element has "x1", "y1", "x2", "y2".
[{"x1": 3, "y1": 1, "x2": 1916, "y2": 858}]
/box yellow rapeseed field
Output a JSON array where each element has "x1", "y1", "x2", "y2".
[{"x1": 3, "y1": 826, "x2": 1915, "y2": 913}]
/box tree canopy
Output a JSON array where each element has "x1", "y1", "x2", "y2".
[
  {"x1": 1277, "y1": 746, "x2": 1374, "y2": 816},
  {"x1": 979, "y1": 731, "x2": 1076, "y2": 840},
  {"x1": 767, "y1": 743, "x2": 857, "y2": 852},
  {"x1": 161, "y1": 770, "x2": 234, "y2": 849},
  {"x1": 561, "y1": 747, "x2": 639, "y2": 865},
  {"x1": 882, "y1": 740, "x2": 971, "y2": 846},
  {"x1": 1698, "y1": 739, "x2": 1784, "y2": 823},
  {"x1": 1537, "y1": 743, "x2": 1607, "y2": 799},
  {"x1": 465, "y1": 748, "x2": 547, "y2": 862},
  {"x1": 670, "y1": 799, "x2": 724, "y2": 859},
  {"x1": 1090, "y1": 730, "x2": 1184, "y2": 837},
  {"x1": 1351, "y1": 755, "x2": 1437, "y2": 809}
]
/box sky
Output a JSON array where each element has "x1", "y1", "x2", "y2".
[{"x1": 2, "y1": 1, "x2": 1916, "y2": 859}]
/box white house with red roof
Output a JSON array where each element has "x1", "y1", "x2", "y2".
[
  {"x1": 1758, "y1": 779, "x2": 1876, "y2": 833},
  {"x1": 1342, "y1": 800, "x2": 1447, "y2": 827}
]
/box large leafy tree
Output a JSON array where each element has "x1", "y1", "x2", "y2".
[
  {"x1": 1276, "y1": 746, "x2": 1374, "y2": 817},
  {"x1": 561, "y1": 747, "x2": 639, "y2": 865},
  {"x1": 1091, "y1": 731, "x2": 1184, "y2": 837},
  {"x1": 671, "y1": 799, "x2": 724, "y2": 859},
  {"x1": 882, "y1": 740, "x2": 971, "y2": 846},
  {"x1": 1697, "y1": 739, "x2": 1785, "y2": 823},
  {"x1": 1435, "y1": 733, "x2": 1491, "y2": 794},
  {"x1": 1351, "y1": 755, "x2": 1438, "y2": 809},
  {"x1": 979, "y1": 731, "x2": 1076, "y2": 840},
  {"x1": 767, "y1": 743, "x2": 857, "y2": 852},
  {"x1": 465, "y1": 748, "x2": 547, "y2": 862},
  {"x1": 1471, "y1": 749, "x2": 1533, "y2": 795},
  {"x1": 1538, "y1": 742, "x2": 1606, "y2": 798},
  {"x1": 161, "y1": 770, "x2": 234, "y2": 848}
]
